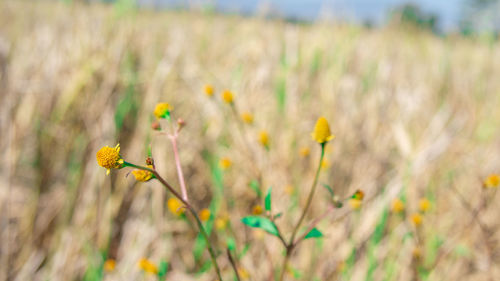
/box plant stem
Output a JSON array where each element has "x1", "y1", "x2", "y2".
[
  {"x1": 169, "y1": 135, "x2": 189, "y2": 202},
  {"x1": 124, "y1": 162, "x2": 223, "y2": 280},
  {"x1": 227, "y1": 248, "x2": 242, "y2": 281}
]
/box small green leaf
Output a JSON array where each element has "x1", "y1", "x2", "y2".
[
  {"x1": 227, "y1": 237, "x2": 236, "y2": 251},
  {"x1": 157, "y1": 260, "x2": 169, "y2": 278},
  {"x1": 241, "y1": 216, "x2": 279, "y2": 237},
  {"x1": 249, "y1": 180, "x2": 262, "y2": 198},
  {"x1": 265, "y1": 187, "x2": 272, "y2": 211},
  {"x1": 304, "y1": 228, "x2": 323, "y2": 239},
  {"x1": 274, "y1": 212, "x2": 283, "y2": 219},
  {"x1": 322, "y1": 183, "x2": 334, "y2": 197}
]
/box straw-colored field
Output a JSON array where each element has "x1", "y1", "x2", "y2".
[{"x1": 1, "y1": 1, "x2": 500, "y2": 281}]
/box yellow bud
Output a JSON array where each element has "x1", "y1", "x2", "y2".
[
  {"x1": 252, "y1": 205, "x2": 263, "y2": 215},
  {"x1": 104, "y1": 259, "x2": 116, "y2": 272},
  {"x1": 153, "y1": 102, "x2": 172, "y2": 119},
  {"x1": 167, "y1": 198, "x2": 185, "y2": 216},
  {"x1": 311, "y1": 117, "x2": 334, "y2": 144},
  {"x1": 348, "y1": 198, "x2": 362, "y2": 210},
  {"x1": 138, "y1": 258, "x2": 158, "y2": 274},
  {"x1": 199, "y1": 208, "x2": 211, "y2": 222},
  {"x1": 204, "y1": 84, "x2": 214, "y2": 97},
  {"x1": 131, "y1": 165, "x2": 153, "y2": 182},
  {"x1": 411, "y1": 213, "x2": 423, "y2": 226},
  {"x1": 418, "y1": 198, "x2": 431, "y2": 213},
  {"x1": 240, "y1": 112, "x2": 254, "y2": 124},
  {"x1": 391, "y1": 198, "x2": 405, "y2": 213},
  {"x1": 484, "y1": 174, "x2": 499, "y2": 188},
  {"x1": 258, "y1": 130, "x2": 269, "y2": 148},
  {"x1": 299, "y1": 146, "x2": 310, "y2": 157},
  {"x1": 222, "y1": 90, "x2": 234, "y2": 104},
  {"x1": 215, "y1": 217, "x2": 228, "y2": 230},
  {"x1": 219, "y1": 157, "x2": 232, "y2": 170}
]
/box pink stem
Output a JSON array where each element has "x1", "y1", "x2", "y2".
[{"x1": 169, "y1": 134, "x2": 188, "y2": 202}]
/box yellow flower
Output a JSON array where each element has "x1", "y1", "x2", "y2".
[
  {"x1": 352, "y1": 190, "x2": 364, "y2": 201},
  {"x1": 96, "y1": 144, "x2": 124, "y2": 175},
  {"x1": 219, "y1": 157, "x2": 232, "y2": 170},
  {"x1": 284, "y1": 185, "x2": 295, "y2": 196},
  {"x1": 484, "y1": 174, "x2": 499, "y2": 188},
  {"x1": 240, "y1": 112, "x2": 254, "y2": 124},
  {"x1": 299, "y1": 146, "x2": 310, "y2": 157},
  {"x1": 252, "y1": 205, "x2": 263, "y2": 215},
  {"x1": 104, "y1": 259, "x2": 116, "y2": 272},
  {"x1": 259, "y1": 130, "x2": 269, "y2": 148},
  {"x1": 238, "y1": 267, "x2": 250, "y2": 280},
  {"x1": 131, "y1": 165, "x2": 153, "y2": 182},
  {"x1": 204, "y1": 84, "x2": 214, "y2": 97},
  {"x1": 215, "y1": 216, "x2": 229, "y2": 230},
  {"x1": 391, "y1": 198, "x2": 405, "y2": 213},
  {"x1": 348, "y1": 198, "x2": 362, "y2": 210},
  {"x1": 138, "y1": 258, "x2": 158, "y2": 275},
  {"x1": 321, "y1": 159, "x2": 330, "y2": 170},
  {"x1": 222, "y1": 90, "x2": 234, "y2": 104},
  {"x1": 412, "y1": 246, "x2": 422, "y2": 259},
  {"x1": 199, "y1": 208, "x2": 211, "y2": 222},
  {"x1": 418, "y1": 198, "x2": 431, "y2": 213},
  {"x1": 411, "y1": 213, "x2": 423, "y2": 226},
  {"x1": 167, "y1": 198, "x2": 185, "y2": 216},
  {"x1": 311, "y1": 117, "x2": 334, "y2": 144},
  {"x1": 153, "y1": 102, "x2": 172, "y2": 119}
]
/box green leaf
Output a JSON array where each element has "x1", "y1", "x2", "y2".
[
  {"x1": 249, "y1": 180, "x2": 262, "y2": 198},
  {"x1": 265, "y1": 187, "x2": 272, "y2": 211},
  {"x1": 322, "y1": 183, "x2": 334, "y2": 197},
  {"x1": 241, "y1": 216, "x2": 279, "y2": 237},
  {"x1": 227, "y1": 237, "x2": 236, "y2": 251},
  {"x1": 157, "y1": 261, "x2": 169, "y2": 278},
  {"x1": 304, "y1": 228, "x2": 323, "y2": 239}
]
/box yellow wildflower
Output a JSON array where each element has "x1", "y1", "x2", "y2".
[
  {"x1": 138, "y1": 258, "x2": 158, "y2": 275},
  {"x1": 311, "y1": 116, "x2": 335, "y2": 144},
  {"x1": 219, "y1": 157, "x2": 232, "y2": 170},
  {"x1": 252, "y1": 205, "x2": 263, "y2": 215},
  {"x1": 153, "y1": 102, "x2": 172, "y2": 119},
  {"x1": 222, "y1": 90, "x2": 234, "y2": 104},
  {"x1": 284, "y1": 185, "x2": 295, "y2": 196},
  {"x1": 348, "y1": 198, "x2": 362, "y2": 210},
  {"x1": 167, "y1": 197, "x2": 185, "y2": 216},
  {"x1": 391, "y1": 198, "x2": 405, "y2": 213},
  {"x1": 321, "y1": 159, "x2": 330, "y2": 170},
  {"x1": 299, "y1": 146, "x2": 310, "y2": 157},
  {"x1": 238, "y1": 267, "x2": 250, "y2": 279},
  {"x1": 131, "y1": 165, "x2": 153, "y2": 182},
  {"x1": 96, "y1": 144, "x2": 124, "y2": 175},
  {"x1": 412, "y1": 247, "x2": 422, "y2": 259},
  {"x1": 103, "y1": 259, "x2": 116, "y2": 272},
  {"x1": 484, "y1": 174, "x2": 499, "y2": 188},
  {"x1": 418, "y1": 198, "x2": 431, "y2": 213},
  {"x1": 199, "y1": 208, "x2": 211, "y2": 222},
  {"x1": 258, "y1": 130, "x2": 269, "y2": 148},
  {"x1": 215, "y1": 216, "x2": 229, "y2": 230},
  {"x1": 240, "y1": 112, "x2": 254, "y2": 124},
  {"x1": 411, "y1": 213, "x2": 423, "y2": 226},
  {"x1": 204, "y1": 84, "x2": 214, "y2": 97}
]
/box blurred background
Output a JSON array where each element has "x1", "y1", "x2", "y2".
[{"x1": 1, "y1": 0, "x2": 500, "y2": 280}]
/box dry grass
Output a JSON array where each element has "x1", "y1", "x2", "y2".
[{"x1": 1, "y1": 1, "x2": 500, "y2": 281}]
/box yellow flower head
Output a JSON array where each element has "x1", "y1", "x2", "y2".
[
  {"x1": 418, "y1": 198, "x2": 431, "y2": 213},
  {"x1": 348, "y1": 198, "x2": 362, "y2": 210},
  {"x1": 96, "y1": 144, "x2": 124, "y2": 175},
  {"x1": 259, "y1": 130, "x2": 269, "y2": 148},
  {"x1": 299, "y1": 146, "x2": 310, "y2": 157},
  {"x1": 167, "y1": 197, "x2": 185, "y2": 216},
  {"x1": 311, "y1": 117, "x2": 334, "y2": 144},
  {"x1": 484, "y1": 174, "x2": 499, "y2": 188},
  {"x1": 131, "y1": 165, "x2": 153, "y2": 182},
  {"x1": 391, "y1": 198, "x2": 405, "y2": 213},
  {"x1": 153, "y1": 102, "x2": 172, "y2": 119},
  {"x1": 204, "y1": 84, "x2": 214, "y2": 97},
  {"x1": 215, "y1": 216, "x2": 229, "y2": 230},
  {"x1": 284, "y1": 185, "x2": 295, "y2": 196},
  {"x1": 222, "y1": 90, "x2": 234, "y2": 104},
  {"x1": 411, "y1": 213, "x2": 423, "y2": 226},
  {"x1": 104, "y1": 259, "x2": 116, "y2": 272},
  {"x1": 238, "y1": 267, "x2": 250, "y2": 280},
  {"x1": 219, "y1": 157, "x2": 232, "y2": 170},
  {"x1": 199, "y1": 208, "x2": 211, "y2": 222},
  {"x1": 252, "y1": 205, "x2": 263, "y2": 215},
  {"x1": 138, "y1": 258, "x2": 158, "y2": 275},
  {"x1": 412, "y1": 247, "x2": 422, "y2": 259},
  {"x1": 240, "y1": 112, "x2": 254, "y2": 124},
  {"x1": 321, "y1": 159, "x2": 330, "y2": 170},
  {"x1": 352, "y1": 190, "x2": 365, "y2": 201}
]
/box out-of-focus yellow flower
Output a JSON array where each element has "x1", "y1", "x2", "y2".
[
  {"x1": 153, "y1": 102, "x2": 172, "y2": 119},
  {"x1": 199, "y1": 208, "x2": 211, "y2": 222},
  {"x1": 258, "y1": 130, "x2": 269, "y2": 148},
  {"x1": 238, "y1": 267, "x2": 250, "y2": 279},
  {"x1": 412, "y1": 246, "x2": 422, "y2": 259},
  {"x1": 131, "y1": 165, "x2": 153, "y2": 182},
  {"x1": 352, "y1": 190, "x2": 364, "y2": 201},
  {"x1": 167, "y1": 198, "x2": 185, "y2": 216},
  {"x1": 418, "y1": 198, "x2": 431, "y2": 213},
  {"x1": 252, "y1": 205, "x2": 263, "y2": 215},
  {"x1": 215, "y1": 216, "x2": 229, "y2": 230},
  {"x1": 222, "y1": 90, "x2": 234, "y2": 104},
  {"x1": 204, "y1": 84, "x2": 214, "y2": 97},
  {"x1": 311, "y1": 117, "x2": 334, "y2": 144},
  {"x1": 411, "y1": 213, "x2": 423, "y2": 226},
  {"x1": 321, "y1": 159, "x2": 330, "y2": 170},
  {"x1": 240, "y1": 112, "x2": 254, "y2": 124},
  {"x1": 391, "y1": 198, "x2": 405, "y2": 213},
  {"x1": 138, "y1": 258, "x2": 158, "y2": 275},
  {"x1": 484, "y1": 174, "x2": 499, "y2": 188},
  {"x1": 219, "y1": 157, "x2": 232, "y2": 170},
  {"x1": 348, "y1": 198, "x2": 362, "y2": 210},
  {"x1": 299, "y1": 146, "x2": 310, "y2": 157},
  {"x1": 104, "y1": 259, "x2": 116, "y2": 272},
  {"x1": 96, "y1": 144, "x2": 124, "y2": 175},
  {"x1": 284, "y1": 185, "x2": 295, "y2": 196}
]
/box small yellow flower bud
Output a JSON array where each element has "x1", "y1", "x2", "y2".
[
  {"x1": 238, "y1": 267, "x2": 250, "y2": 279},
  {"x1": 284, "y1": 185, "x2": 295, "y2": 196},
  {"x1": 240, "y1": 112, "x2": 254, "y2": 124},
  {"x1": 418, "y1": 198, "x2": 431, "y2": 213},
  {"x1": 215, "y1": 216, "x2": 228, "y2": 230},
  {"x1": 222, "y1": 90, "x2": 234, "y2": 104},
  {"x1": 258, "y1": 130, "x2": 269, "y2": 148},
  {"x1": 311, "y1": 117, "x2": 334, "y2": 144},
  {"x1": 96, "y1": 144, "x2": 124, "y2": 175},
  {"x1": 204, "y1": 84, "x2": 214, "y2": 97},
  {"x1": 104, "y1": 259, "x2": 116, "y2": 272},
  {"x1": 391, "y1": 198, "x2": 405, "y2": 213},
  {"x1": 411, "y1": 213, "x2": 423, "y2": 226},
  {"x1": 299, "y1": 146, "x2": 310, "y2": 157},
  {"x1": 252, "y1": 205, "x2": 263, "y2": 215},
  {"x1": 131, "y1": 165, "x2": 153, "y2": 182},
  {"x1": 352, "y1": 190, "x2": 364, "y2": 200},
  {"x1": 167, "y1": 197, "x2": 185, "y2": 216},
  {"x1": 348, "y1": 198, "x2": 362, "y2": 210},
  {"x1": 219, "y1": 157, "x2": 232, "y2": 170},
  {"x1": 484, "y1": 174, "x2": 499, "y2": 188},
  {"x1": 138, "y1": 258, "x2": 158, "y2": 275},
  {"x1": 199, "y1": 208, "x2": 211, "y2": 222},
  {"x1": 153, "y1": 102, "x2": 172, "y2": 119}
]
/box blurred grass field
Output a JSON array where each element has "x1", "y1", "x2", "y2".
[{"x1": 1, "y1": 1, "x2": 500, "y2": 280}]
